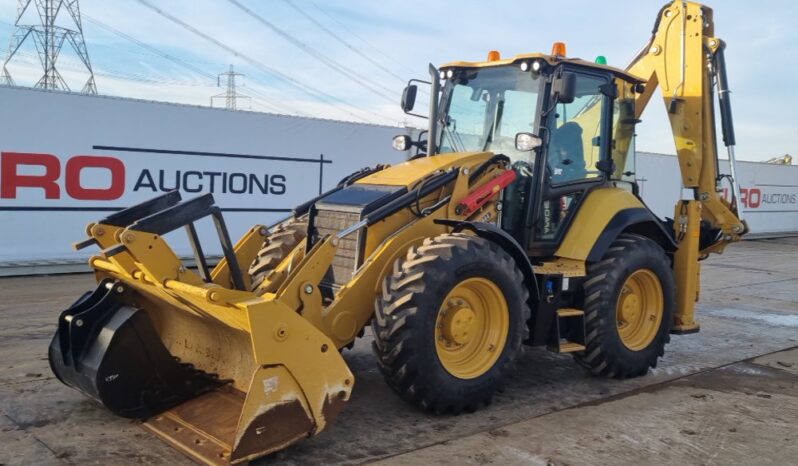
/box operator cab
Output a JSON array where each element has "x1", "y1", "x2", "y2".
[{"x1": 398, "y1": 43, "x2": 645, "y2": 258}]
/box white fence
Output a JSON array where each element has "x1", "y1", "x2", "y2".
[{"x1": 0, "y1": 87, "x2": 795, "y2": 275}]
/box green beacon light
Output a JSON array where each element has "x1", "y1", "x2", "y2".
[{"x1": 595, "y1": 55, "x2": 607, "y2": 65}]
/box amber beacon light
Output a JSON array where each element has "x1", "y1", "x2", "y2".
[{"x1": 551, "y1": 41, "x2": 567, "y2": 57}]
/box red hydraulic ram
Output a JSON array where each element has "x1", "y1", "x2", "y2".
[{"x1": 455, "y1": 169, "x2": 517, "y2": 216}]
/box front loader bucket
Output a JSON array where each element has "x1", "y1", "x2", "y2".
[
  {"x1": 48, "y1": 279, "x2": 225, "y2": 418},
  {"x1": 48, "y1": 192, "x2": 353, "y2": 464}
]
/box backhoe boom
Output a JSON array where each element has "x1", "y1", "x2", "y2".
[
  {"x1": 626, "y1": 1, "x2": 746, "y2": 331},
  {"x1": 627, "y1": 1, "x2": 746, "y2": 244}
]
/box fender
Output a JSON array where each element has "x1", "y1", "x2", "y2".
[
  {"x1": 587, "y1": 208, "x2": 677, "y2": 262},
  {"x1": 556, "y1": 187, "x2": 676, "y2": 263},
  {"x1": 435, "y1": 219, "x2": 539, "y2": 302}
]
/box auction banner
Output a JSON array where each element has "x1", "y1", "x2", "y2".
[
  {"x1": 0, "y1": 88, "x2": 795, "y2": 272},
  {"x1": 637, "y1": 152, "x2": 798, "y2": 235},
  {"x1": 0, "y1": 86, "x2": 409, "y2": 267}
]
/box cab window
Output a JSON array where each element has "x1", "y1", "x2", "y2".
[{"x1": 547, "y1": 74, "x2": 607, "y2": 185}]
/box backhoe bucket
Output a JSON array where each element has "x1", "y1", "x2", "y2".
[{"x1": 48, "y1": 192, "x2": 353, "y2": 464}]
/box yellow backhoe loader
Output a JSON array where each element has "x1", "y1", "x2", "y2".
[{"x1": 48, "y1": 1, "x2": 746, "y2": 464}]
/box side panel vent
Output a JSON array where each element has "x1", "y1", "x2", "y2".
[{"x1": 313, "y1": 208, "x2": 363, "y2": 292}]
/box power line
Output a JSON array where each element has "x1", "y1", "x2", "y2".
[
  {"x1": 135, "y1": 0, "x2": 392, "y2": 123},
  {"x1": 221, "y1": 83, "x2": 302, "y2": 115},
  {"x1": 225, "y1": 0, "x2": 398, "y2": 104},
  {"x1": 83, "y1": 14, "x2": 214, "y2": 80},
  {"x1": 11, "y1": 48, "x2": 213, "y2": 86},
  {"x1": 11, "y1": 50, "x2": 302, "y2": 114},
  {"x1": 82, "y1": 13, "x2": 302, "y2": 115},
  {"x1": 281, "y1": 0, "x2": 407, "y2": 84},
  {"x1": 308, "y1": 0, "x2": 418, "y2": 76},
  {"x1": 95, "y1": 71, "x2": 207, "y2": 86}
]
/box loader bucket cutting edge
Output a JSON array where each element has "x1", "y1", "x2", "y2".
[{"x1": 48, "y1": 192, "x2": 354, "y2": 464}]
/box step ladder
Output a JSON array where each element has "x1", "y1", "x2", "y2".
[{"x1": 548, "y1": 308, "x2": 586, "y2": 353}]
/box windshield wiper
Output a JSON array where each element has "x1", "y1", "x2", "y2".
[
  {"x1": 482, "y1": 99, "x2": 505, "y2": 151},
  {"x1": 441, "y1": 116, "x2": 466, "y2": 152}
]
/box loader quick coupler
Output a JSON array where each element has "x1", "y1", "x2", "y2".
[{"x1": 48, "y1": 278, "x2": 226, "y2": 419}]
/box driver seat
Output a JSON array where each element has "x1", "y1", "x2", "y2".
[{"x1": 550, "y1": 122, "x2": 586, "y2": 182}]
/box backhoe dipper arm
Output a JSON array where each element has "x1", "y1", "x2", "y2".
[{"x1": 626, "y1": 1, "x2": 746, "y2": 253}]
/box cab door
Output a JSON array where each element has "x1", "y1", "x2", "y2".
[{"x1": 525, "y1": 68, "x2": 615, "y2": 257}]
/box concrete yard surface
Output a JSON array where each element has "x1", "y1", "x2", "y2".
[
  {"x1": 1, "y1": 237, "x2": 797, "y2": 466},
  {"x1": 378, "y1": 348, "x2": 798, "y2": 465}
]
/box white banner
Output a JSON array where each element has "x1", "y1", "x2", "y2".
[
  {"x1": 0, "y1": 86, "x2": 409, "y2": 266},
  {"x1": 1, "y1": 87, "x2": 795, "y2": 272},
  {"x1": 636, "y1": 152, "x2": 798, "y2": 235}
]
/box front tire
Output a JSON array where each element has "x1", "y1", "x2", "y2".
[
  {"x1": 248, "y1": 216, "x2": 307, "y2": 293},
  {"x1": 574, "y1": 233, "x2": 675, "y2": 378},
  {"x1": 372, "y1": 233, "x2": 531, "y2": 413}
]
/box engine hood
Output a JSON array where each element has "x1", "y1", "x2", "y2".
[{"x1": 355, "y1": 151, "x2": 493, "y2": 187}]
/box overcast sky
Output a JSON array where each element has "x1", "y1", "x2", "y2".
[{"x1": 0, "y1": 0, "x2": 795, "y2": 161}]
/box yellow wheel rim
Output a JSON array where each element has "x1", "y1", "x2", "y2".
[
  {"x1": 434, "y1": 277, "x2": 509, "y2": 379},
  {"x1": 616, "y1": 269, "x2": 664, "y2": 351}
]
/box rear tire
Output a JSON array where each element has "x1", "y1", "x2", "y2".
[
  {"x1": 574, "y1": 233, "x2": 674, "y2": 378},
  {"x1": 372, "y1": 233, "x2": 531, "y2": 413},
  {"x1": 248, "y1": 217, "x2": 307, "y2": 293}
]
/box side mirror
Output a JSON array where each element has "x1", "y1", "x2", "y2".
[
  {"x1": 515, "y1": 132, "x2": 543, "y2": 152},
  {"x1": 553, "y1": 72, "x2": 576, "y2": 104},
  {"x1": 596, "y1": 159, "x2": 616, "y2": 174},
  {"x1": 401, "y1": 85, "x2": 418, "y2": 113}
]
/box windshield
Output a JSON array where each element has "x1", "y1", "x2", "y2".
[{"x1": 437, "y1": 66, "x2": 542, "y2": 162}]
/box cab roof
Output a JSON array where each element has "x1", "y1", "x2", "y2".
[{"x1": 440, "y1": 52, "x2": 645, "y2": 84}]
